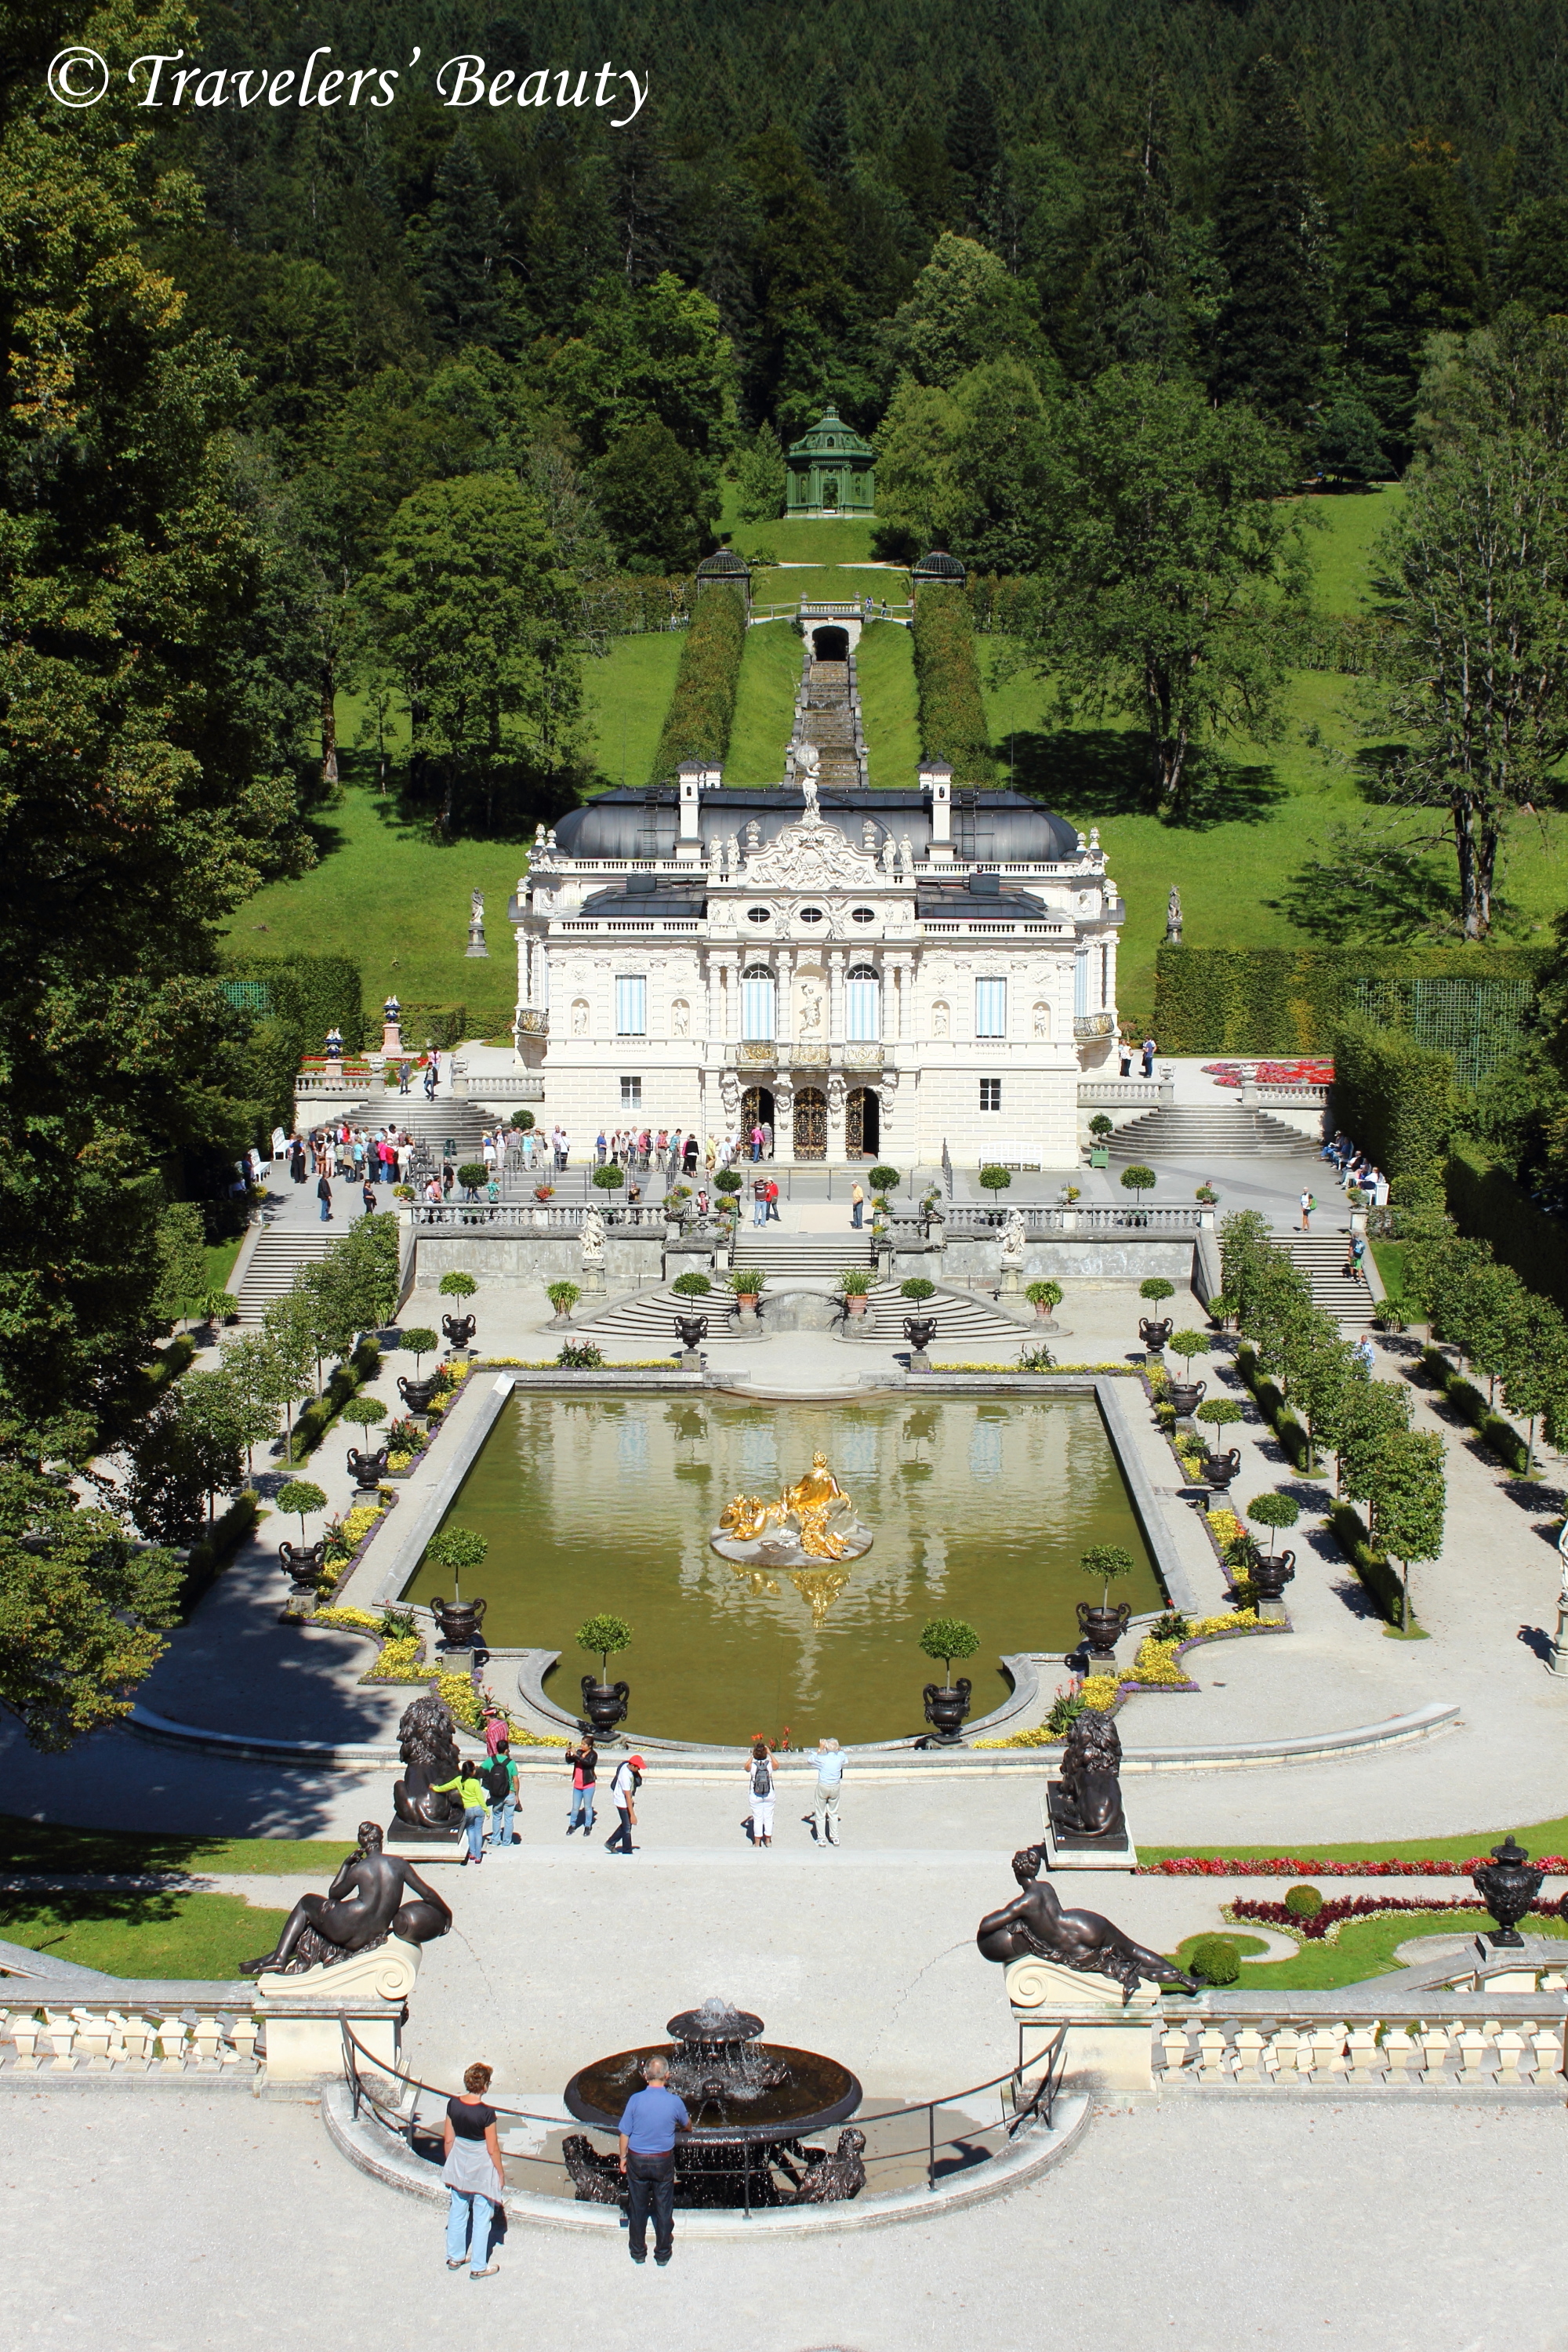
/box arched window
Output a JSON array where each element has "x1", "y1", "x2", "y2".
[
  {"x1": 845, "y1": 963, "x2": 880, "y2": 1042},
  {"x1": 741, "y1": 964, "x2": 775, "y2": 1040}
]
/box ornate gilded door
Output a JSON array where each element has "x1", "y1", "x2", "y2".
[
  {"x1": 741, "y1": 1086, "x2": 774, "y2": 1138},
  {"x1": 845, "y1": 1087, "x2": 878, "y2": 1159},
  {"x1": 793, "y1": 1087, "x2": 827, "y2": 1160}
]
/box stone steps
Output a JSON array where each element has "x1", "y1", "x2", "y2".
[
  {"x1": 573, "y1": 1279, "x2": 1028, "y2": 1346},
  {"x1": 1270, "y1": 1233, "x2": 1377, "y2": 1331},
  {"x1": 231, "y1": 1229, "x2": 341, "y2": 1323},
  {"x1": 1106, "y1": 1108, "x2": 1319, "y2": 1161}
]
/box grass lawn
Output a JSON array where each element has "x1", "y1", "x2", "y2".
[
  {"x1": 1300, "y1": 485, "x2": 1404, "y2": 615},
  {"x1": 205, "y1": 1236, "x2": 243, "y2": 1291},
  {"x1": 857, "y1": 620, "x2": 920, "y2": 787},
  {"x1": 0, "y1": 1814, "x2": 354, "y2": 1875},
  {"x1": 1140, "y1": 1810, "x2": 1568, "y2": 1867},
  {"x1": 0, "y1": 1889, "x2": 292, "y2": 1979},
  {"x1": 725, "y1": 514, "x2": 880, "y2": 568},
  {"x1": 1174, "y1": 1907, "x2": 1568, "y2": 1991},
  {"x1": 583, "y1": 630, "x2": 687, "y2": 790},
  {"x1": 728, "y1": 620, "x2": 803, "y2": 783}
]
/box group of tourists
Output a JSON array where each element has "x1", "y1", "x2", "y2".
[
  {"x1": 1117, "y1": 1034, "x2": 1159, "y2": 1078},
  {"x1": 585, "y1": 1125, "x2": 775, "y2": 1182},
  {"x1": 1319, "y1": 1131, "x2": 1390, "y2": 1206}
]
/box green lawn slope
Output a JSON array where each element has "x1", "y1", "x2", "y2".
[
  {"x1": 857, "y1": 620, "x2": 920, "y2": 787},
  {"x1": 728, "y1": 619, "x2": 801, "y2": 782}
]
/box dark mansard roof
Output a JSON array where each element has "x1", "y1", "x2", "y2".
[{"x1": 550, "y1": 787, "x2": 1083, "y2": 866}]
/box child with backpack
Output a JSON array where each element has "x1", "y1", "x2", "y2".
[
  {"x1": 747, "y1": 1742, "x2": 775, "y2": 1848},
  {"x1": 484, "y1": 1744, "x2": 518, "y2": 1849}
]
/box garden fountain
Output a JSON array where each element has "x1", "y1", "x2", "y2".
[{"x1": 562, "y1": 1996, "x2": 864, "y2": 2207}]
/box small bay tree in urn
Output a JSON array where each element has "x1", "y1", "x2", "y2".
[
  {"x1": 422, "y1": 1524, "x2": 488, "y2": 1651},
  {"x1": 577, "y1": 1613, "x2": 633, "y2": 1740}
]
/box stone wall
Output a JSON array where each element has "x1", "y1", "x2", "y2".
[
  {"x1": 412, "y1": 1231, "x2": 665, "y2": 1290},
  {"x1": 938, "y1": 1232, "x2": 1197, "y2": 1289}
]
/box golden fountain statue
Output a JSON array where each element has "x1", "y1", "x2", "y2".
[{"x1": 712, "y1": 1450, "x2": 873, "y2": 1572}]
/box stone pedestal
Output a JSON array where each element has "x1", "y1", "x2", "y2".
[
  {"x1": 679, "y1": 1348, "x2": 704, "y2": 1370},
  {"x1": 1043, "y1": 1782, "x2": 1137, "y2": 1872},
  {"x1": 1006, "y1": 1955, "x2": 1158, "y2": 2092},
  {"x1": 999, "y1": 1265, "x2": 1022, "y2": 1297},
  {"x1": 382, "y1": 1020, "x2": 403, "y2": 1056},
  {"x1": 257, "y1": 1940, "x2": 420, "y2": 2082},
  {"x1": 579, "y1": 1263, "x2": 606, "y2": 1296}
]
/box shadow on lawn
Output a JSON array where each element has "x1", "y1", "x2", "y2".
[{"x1": 1000, "y1": 729, "x2": 1287, "y2": 829}]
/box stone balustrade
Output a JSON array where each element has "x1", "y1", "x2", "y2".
[
  {"x1": 1152, "y1": 1994, "x2": 1567, "y2": 2090},
  {"x1": 0, "y1": 1973, "x2": 413, "y2": 2083},
  {"x1": 944, "y1": 1204, "x2": 1198, "y2": 1233}
]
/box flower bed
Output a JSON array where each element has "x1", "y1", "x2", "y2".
[
  {"x1": 317, "y1": 1490, "x2": 396, "y2": 1593},
  {"x1": 1143, "y1": 1853, "x2": 1568, "y2": 1878},
  {"x1": 1225, "y1": 1893, "x2": 1566, "y2": 1942},
  {"x1": 927, "y1": 1361, "x2": 1142, "y2": 1375},
  {"x1": 1203, "y1": 1059, "x2": 1334, "y2": 1088}
]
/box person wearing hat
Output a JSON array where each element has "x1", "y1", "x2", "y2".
[{"x1": 606, "y1": 1753, "x2": 643, "y2": 1854}]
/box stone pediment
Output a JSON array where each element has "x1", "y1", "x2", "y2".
[{"x1": 737, "y1": 811, "x2": 881, "y2": 893}]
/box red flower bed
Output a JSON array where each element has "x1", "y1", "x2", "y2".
[
  {"x1": 1231, "y1": 1892, "x2": 1567, "y2": 1941},
  {"x1": 1202, "y1": 1059, "x2": 1334, "y2": 1088},
  {"x1": 1142, "y1": 1854, "x2": 1568, "y2": 1878}
]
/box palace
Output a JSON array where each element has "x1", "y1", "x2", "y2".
[{"x1": 509, "y1": 746, "x2": 1123, "y2": 1169}]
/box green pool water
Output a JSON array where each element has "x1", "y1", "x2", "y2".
[{"x1": 403, "y1": 1392, "x2": 1163, "y2": 1747}]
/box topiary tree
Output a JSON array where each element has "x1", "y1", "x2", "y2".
[
  {"x1": 714, "y1": 1167, "x2": 743, "y2": 1195},
  {"x1": 1196, "y1": 1397, "x2": 1243, "y2": 1434},
  {"x1": 424, "y1": 1524, "x2": 488, "y2": 1599},
  {"x1": 593, "y1": 1163, "x2": 625, "y2": 1192},
  {"x1": 341, "y1": 1395, "x2": 388, "y2": 1430},
  {"x1": 1246, "y1": 1490, "x2": 1299, "y2": 1555},
  {"x1": 901, "y1": 1276, "x2": 937, "y2": 1301},
  {"x1": 1121, "y1": 1164, "x2": 1157, "y2": 1205},
  {"x1": 509, "y1": 1109, "x2": 535, "y2": 1131},
  {"x1": 276, "y1": 1479, "x2": 327, "y2": 1544},
  {"x1": 672, "y1": 1271, "x2": 713, "y2": 1297},
  {"x1": 1140, "y1": 1277, "x2": 1175, "y2": 1304},
  {"x1": 1189, "y1": 1934, "x2": 1240, "y2": 1987},
  {"x1": 869, "y1": 1166, "x2": 901, "y2": 1192},
  {"x1": 577, "y1": 1612, "x2": 633, "y2": 1682},
  {"x1": 1167, "y1": 1329, "x2": 1207, "y2": 1367},
  {"x1": 918, "y1": 1616, "x2": 980, "y2": 1685},
  {"x1": 1080, "y1": 1543, "x2": 1135, "y2": 1610},
  {"x1": 400, "y1": 1327, "x2": 438, "y2": 1373},
  {"x1": 979, "y1": 1165, "x2": 1012, "y2": 1192},
  {"x1": 439, "y1": 1271, "x2": 478, "y2": 1301},
  {"x1": 1283, "y1": 1883, "x2": 1323, "y2": 1919},
  {"x1": 1088, "y1": 1114, "x2": 1114, "y2": 1139},
  {"x1": 456, "y1": 1162, "x2": 488, "y2": 1193}
]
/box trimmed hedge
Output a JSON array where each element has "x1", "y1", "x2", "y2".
[
  {"x1": 379, "y1": 1001, "x2": 511, "y2": 1052},
  {"x1": 1333, "y1": 1015, "x2": 1454, "y2": 1207},
  {"x1": 912, "y1": 583, "x2": 992, "y2": 782},
  {"x1": 1447, "y1": 1145, "x2": 1568, "y2": 1322},
  {"x1": 1235, "y1": 1342, "x2": 1312, "y2": 1472},
  {"x1": 1151, "y1": 946, "x2": 1542, "y2": 1056},
  {"x1": 1327, "y1": 1501, "x2": 1410, "y2": 1628},
  {"x1": 581, "y1": 575, "x2": 695, "y2": 637},
  {"x1": 1419, "y1": 1342, "x2": 1530, "y2": 1475},
  {"x1": 177, "y1": 1489, "x2": 261, "y2": 1616},
  {"x1": 653, "y1": 582, "x2": 746, "y2": 779},
  {"x1": 288, "y1": 1338, "x2": 382, "y2": 1463},
  {"x1": 222, "y1": 954, "x2": 365, "y2": 1054}
]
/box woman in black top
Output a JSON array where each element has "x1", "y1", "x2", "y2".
[
  {"x1": 566, "y1": 1739, "x2": 597, "y2": 1835},
  {"x1": 442, "y1": 2061, "x2": 503, "y2": 2276}
]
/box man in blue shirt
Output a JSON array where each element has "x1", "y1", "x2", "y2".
[{"x1": 617, "y1": 2056, "x2": 691, "y2": 2265}]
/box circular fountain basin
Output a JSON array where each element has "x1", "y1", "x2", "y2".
[{"x1": 564, "y1": 2042, "x2": 862, "y2": 2144}]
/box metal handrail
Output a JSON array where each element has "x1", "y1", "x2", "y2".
[{"x1": 340, "y1": 2024, "x2": 1065, "y2": 2204}]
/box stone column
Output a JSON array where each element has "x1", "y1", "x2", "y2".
[
  {"x1": 775, "y1": 949, "x2": 793, "y2": 1048},
  {"x1": 828, "y1": 950, "x2": 846, "y2": 1044},
  {"x1": 774, "y1": 1074, "x2": 796, "y2": 1165}
]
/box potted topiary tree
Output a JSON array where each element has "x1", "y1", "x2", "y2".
[
  {"x1": 438, "y1": 1269, "x2": 479, "y2": 1353},
  {"x1": 1245, "y1": 1489, "x2": 1300, "y2": 1609},
  {"x1": 422, "y1": 1525, "x2": 489, "y2": 1650},
  {"x1": 1025, "y1": 1279, "x2": 1063, "y2": 1327},
  {"x1": 1194, "y1": 1396, "x2": 1243, "y2": 1494},
  {"x1": 838, "y1": 1267, "x2": 876, "y2": 1319},
  {"x1": 1138, "y1": 1276, "x2": 1175, "y2": 1355},
  {"x1": 978, "y1": 1166, "x2": 1012, "y2": 1220},
  {"x1": 341, "y1": 1394, "x2": 390, "y2": 1494},
  {"x1": 714, "y1": 1168, "x2": 744, "y2": 1216},
  {"x1": 672, "y1": 1270, "x2": 713, "y2": 1299},
  {"x1": 917, "y1": 1616, "x2": 980, "y2": 1744},
  {"x1": 576, "y1": 1612, "x2": 633, "y2": 1739},
  {"x1": 1087, "y1": 1112, "x2": 1113, "y2": 1171},
  {"x1": 546, "y1": 1281, "x2": 580, "y2": 1327},
  {"x1": 1120, "y1": 1164, "x2": 1156, "y2": 1221},
  {"x1": 1076, "y1": 1544, "x2": 1135, "y2": 1660},
  {"x1": 275, "y1": 1479, "x2": 328, "y2": 1595},
  {"x1": 396, "y1": 1327, "x2": 441, "y2": 1414},
  {"x1": 1164, "y1": 1328, "x2": 1208, "y2": 1415},
  {"x1": 456, "y1": 1160, "x2": 488, "y2": 1202},
  {"x1": 869, "y1": 1165, "x2": 901, "y2": 1194}
]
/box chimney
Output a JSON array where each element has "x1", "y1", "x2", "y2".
[{"x1": 920, "y1": 759, "x2": 953, "y2": 858}]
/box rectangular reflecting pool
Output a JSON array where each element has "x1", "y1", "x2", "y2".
[{"x1": 403, "y1": 1392, "x2": 1163, "y2": 1748}]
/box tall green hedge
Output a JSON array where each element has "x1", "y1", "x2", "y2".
[
  {"x1": 1152, "y1": 946, "x2": 1543, "y2": 1056},
  {"x1": 1331, "y1": 1015, "x2": 1455, "y2": 1206},
  {"x1": 652, "y1": 583, "x2": 746, "y2": 779},
  {"x1": 221, "y1": 954, "x2": 365, "y2": 1055},
  {"x1": 912, "y1": 583, "x2": 992, "y2": 782},
  {"x1": 1446, "y1": 1144, "x2": 1568, "y2": 1319},
  {"x1": 582, "y1": 575, "x2": 694, "y2": 637}
]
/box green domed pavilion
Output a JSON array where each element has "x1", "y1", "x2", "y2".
[{"x1": 784, "y1": 408, "x2": 876, "y2": 518}]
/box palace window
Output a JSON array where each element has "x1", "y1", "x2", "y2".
[
  {"x1": 980, "y1": 1078, "x2": 1002, "y2": 1111},
  {"x1": 620, "y1": 1075, "x2": 641, "y2": 1109},
  {"x1": 746, "y1": 906, "x2": 771, "y2": 924},
  {"x1": 799, "y1": 906, "x2": 825, "y2": 924},
  {"x1": 615, "y1": 975, "x2": 647, "y2": 1036},
  {"x1": 845, "y1": 964, "x2": 880, "y2": 1041},
  {"x1": 1073, "y1": 953, "x2": 1089, "y2": 1017},
  {"x1": 741, "y1": 964, "x2": 775, "y2": 1040},
  {"x1": 975, "y1": 977, "x2": 1007, "y2": 1038},
  {"x1": 851, "y1": 906, "x2": 876, "y2": 924}
]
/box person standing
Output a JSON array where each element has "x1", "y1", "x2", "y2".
[
  {"x1": 434, "y1": 1762, "x2": 490, "y2": 1864},
  {"x1": 753, "y1": 1174, "x2": 768, "y2": 1228},
  {"x1": 764, "y1": 1177, "x2": 780, "y2": 1222},
  {"x1": 443, "y1": 2061, "x2": 503, "y2": 2277},
  {"x1": 485, "y1": 1745, "x2": 518, "y2": 1849},
  {"x1": 565, "y1": 1737, "x2": 597, "y2": 1835},
  {"x1": 361, "y1": 1178, "x2": 376, "y2": 1218},
  {"x1": 813, "y1": 1737, "x2": 844, "y2": 1845},
  {"x1": 750, "y1": 1122, "x2": 764, "y2": 1163},
  {"x1": 481, "y1": 1704, "x2": 509, "y2": 1758},
  {"x1": 1141, "y1": 1036, "x2": 1156, "y2": 1078},
  {"x1": 1299, "y1": 1188, "x2": 1315, "y2": 1233},
  {"x1": 317, "y1": 1172, "x2": 333, "y2": 1223},
  {"x1": 747, "y1": 1742, "x2": 775, "y2": 1847},
  {"x1": 617, "y1": 2056, "x2": 691, "y2": 2267},
  {"x1": 1118, "y1": 1036, "x2": 1132, "y2": 1079},
  {"x1": 850, "y1": 1180, "x2": 864, "y2": 1229},
  {"x1": 605, "y1": 1753, "x2": 642, "y2": 1853}
]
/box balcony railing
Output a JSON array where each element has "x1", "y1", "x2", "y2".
[
  {"x1": 516, "y1": 1008, "x2": 548, "y2": 1036},
  {"x1": 1073, "y1": 1011, "x2": 1116, "y2": 1040}
]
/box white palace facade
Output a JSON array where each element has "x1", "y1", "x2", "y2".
[{"x1": 509, "y1": 757, "x2": 1124, "y2": 1169}]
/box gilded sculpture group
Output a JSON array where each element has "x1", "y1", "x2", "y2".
[{"x1": 717, "y1": 1451, "x2": 862, "y2": 1561}]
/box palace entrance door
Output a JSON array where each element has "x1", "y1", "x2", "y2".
[
  {"x1": 741, "y1": 1087, "x2": 775, "y2": 1152},
  {"x1": 845, "y1": 1087, "x2": 879, "y2": 1159},
  {"x1": 793, "y1": 1087, "x2": 827, "y2": 1160}
]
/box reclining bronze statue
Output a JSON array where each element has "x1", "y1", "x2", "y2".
[
  {"x1": 241, "y1": 1821, "x2": 452, "y2": 1976},
  {"x1": 976, "y1": 1846, "x2": 1199, "y2": 2005}
]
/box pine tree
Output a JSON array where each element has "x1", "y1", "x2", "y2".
[
  {"x1": 947, "y1": 70, "x2": 1000, "y2": 235},
  {"x1": 423, "y1": 133, "x2": 513, "y2": 348},
  {"x1": 805, "y1": 78, "x2": 853, "y2": 195},
  {"x1": 1210, "y1": 56, "x2": 1324, "y2": 429}
]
